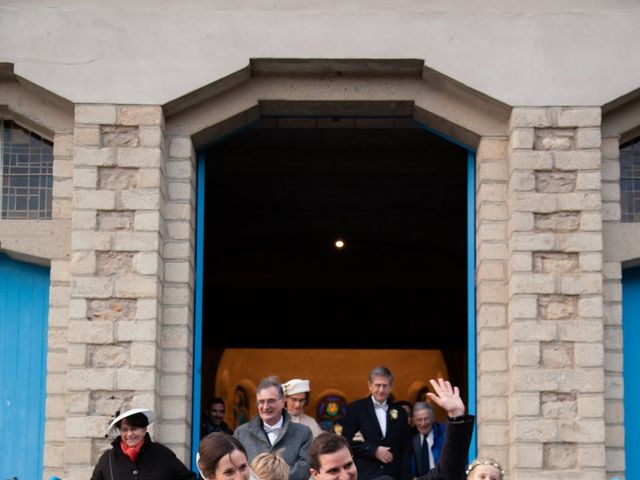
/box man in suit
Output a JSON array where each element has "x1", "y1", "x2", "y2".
[
  {"x1": 410, "y1": 402, "x2": 445, "y2": 477},
  {"x1": 309, "y1": 378, "x2": 474, "y2": 480},
  {"x1": 341, "y1": 366, "x2": 412, "y2": 480},
  {"x1": 234, "y1": 376, "x2": 313, "y2": 480}
]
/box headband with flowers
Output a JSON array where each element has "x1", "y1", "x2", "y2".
[{"x1": 465, "y1": 458, "x2": 505, "y2": 479}]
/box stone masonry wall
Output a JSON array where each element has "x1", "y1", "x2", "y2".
[
  {"x1": 507, "y1": 108, "x2": 605, "y2": 480},
  {"x1": 601, "y1": 136, "x2": 625, "y2": 479},
  {"x1": 57, "y1": 104, "x2": 179, "y2": 479},
  {"x1": 43, "y1": 130, "x2": 74, "y2": 478},
  {"x1": 475, "y1": 136, "x2": 510, "y2": 469},
  {"x1": 157, "y1": 135, "x2": 197, "y2": 461}
]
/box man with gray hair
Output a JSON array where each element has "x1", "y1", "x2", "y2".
[
  {"x1": 234, "y1": 376, "x2": 313, "y2": 480},
  {"x1": 410, "y1": 402, "x2": 445, "y2": 477},
  {"x1": 341, "y1": 366, "x2": 411, "y2": 480}
]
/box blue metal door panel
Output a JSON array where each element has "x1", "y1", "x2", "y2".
[
  {"x1": 623, "y1": 266, "x2": 640, "y2": 480},
  {"x1": 0, "y1": 253, "x2": 50, "y2": 480}
]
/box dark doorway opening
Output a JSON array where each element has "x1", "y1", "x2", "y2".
[{"x1": 199, "y1": 118, "x2": 469, "y2": 426}]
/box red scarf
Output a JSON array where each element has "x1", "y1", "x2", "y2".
[{"x1": 120, "y1": 437, "x2": 145, "y2": 462}]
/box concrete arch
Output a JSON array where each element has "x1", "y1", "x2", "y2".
[
  {"x1": 0, "y1": 64, "x2": 73, "y2": 265},
  {"x1": 164, "y1": 59, "x2": 511, "y2": 147},
  {"x1": 0, "y1": 63, "x2": 73, "y2": 138},
  {"x1": 602, "y1": 86, "x2": 640, "y2": 266}
]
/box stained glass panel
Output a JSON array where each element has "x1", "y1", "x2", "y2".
[{"x1": 1, "y1": 119, "x2": 53, "y2": 219}]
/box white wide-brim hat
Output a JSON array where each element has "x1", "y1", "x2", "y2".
[
  {"x1": 106, "y1": 408, "x2": 154, "y2": 435},
  {"x1": 283, "y1": 379, "x2": 310, "y2": 396}
]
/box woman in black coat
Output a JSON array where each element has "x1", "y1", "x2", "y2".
[{"x1": 91, "y1": 408, "x2": 195, "y2": 480}]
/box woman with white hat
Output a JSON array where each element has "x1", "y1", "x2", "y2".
[
  {"x1": 90, "y1": 408, "x2": 195, "y2": 480},
  {"x1": 283, "y1": 379, "x2": 323, "y2": 438}
]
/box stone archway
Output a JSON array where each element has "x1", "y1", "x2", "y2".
[{"x1": 162, "y1": 57, "x2": 511, "y2": 470}]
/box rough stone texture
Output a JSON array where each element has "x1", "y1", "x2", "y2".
[
  {"x1": 533, "y1": 253, "x2": 579, "y2": 274},
  {"x1": 97, "y1": 211, "x2": 134, "y2": 231},
  {"x1": 600, "y1": 135, "x2": 625, "y2": 478},
  {"x1": 538, "y1": 295, "x2": 578, "y2": 320},
  {"x1": 535, "y1": 212, "x2": 580, "y2": 232},
  {"x1": 508, "y1": 108, "x2": 606, "y2": 480},
  {"x1": 161, "y1": 136, "x2": 196, "y2": 463},
  {"x1": 475, "y1": 136, "x2": 510, "y2": 470},
  {"x1": 534, "y1": 128, "x2": 575, "y2": 151},
  {"x1": 101, "y1": 125, "x2": 139, "y2": 147},
  {"x1": 543, "y1": 443, "x2": 578, "y2": 469},
  {"x1": 535, "y1": 171, "x2": 577, "y2": 194},
  {"x1": 56, "y1": 104, "x2": 174, "y2": 479},
  {"x1": 98, "y1": 167, "x2": 138, "y2": 190}
]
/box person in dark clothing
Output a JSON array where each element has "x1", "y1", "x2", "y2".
[
  {"x1": 340, "y1": 366, "x2": 412, "y2": 480},
  {"x1": 309, "y1": 378, "x2": 474, "y2": 480},
  {"x1": 91, "y1": 408, "x2": 195, "y2": 480},
  {"x1": 201, "y1": 397, "x2": 233, "y2": 438}
]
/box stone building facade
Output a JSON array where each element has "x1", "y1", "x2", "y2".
[{"x1": 2, "y1": 4, "x2": 640, "y2": 480}]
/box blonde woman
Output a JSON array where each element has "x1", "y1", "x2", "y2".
[
  {"x1": 251, "y1": 450, "x2": 290, "y2": 480},
  {"x1": 465, "y1": 458, "x2": 504, "y2": 480}
]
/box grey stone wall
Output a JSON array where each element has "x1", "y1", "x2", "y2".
[
  {"x1": 506, "y1": 108, "x2": 606, "y2": 480},
  {"x1": 475, "y1": 135, "x2": 510, "y2": 468},
  {"x1": 601, "y1": 136, "x2": 625, "y2": 479},
  {"x1": 46, "y1": 105, "x2": 196, "y2": 479}
]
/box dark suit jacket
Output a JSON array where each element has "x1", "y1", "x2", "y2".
[
  {"x1": 416, "y1": 415, "x2": 475, "y2": 480},
  {"x1": 410, "y1": 422, "x2": 446, "y2": 477},
  {"x1": 341, "y1": 396, "x2": 412, "y2": 480}
]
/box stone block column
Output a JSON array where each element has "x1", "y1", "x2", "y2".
[
  {"x1": 65, "y1": 105, "x2": 167, "y2": 479},
  {"x1": 158, "y1": 135, "x2": 197, "y2": 461},
  {"x1": 600, "y1": 136, "x2": 625, "y2": 479},
  {"x1": 507, "y1": 108, "x2": 605, "y2": 480},
  {"x1": 44, "y1": 130, "x2": 74, "y2": 478},
  {"x1": 475, "y1": 136, "x2": 510, "y2": 468}
]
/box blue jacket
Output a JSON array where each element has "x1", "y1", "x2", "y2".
[{"x1": 410, "y1": 422, "x2": 446, "y2": 477}]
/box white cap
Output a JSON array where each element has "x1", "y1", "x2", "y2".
[
  {"x1": 283, "y1": 379, "x2": 310, "y2": 396},
  {"x1": 106, "y1": 408, "x2": 154, "y2": 435}
]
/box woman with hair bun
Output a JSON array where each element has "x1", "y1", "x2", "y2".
[{"x1": 197, "y1": 432, "x2": 252, "y2": 480}]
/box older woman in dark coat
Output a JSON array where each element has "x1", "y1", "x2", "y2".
[{"x1": 91, "y1": 408, "x2": 195, "y2": 480}]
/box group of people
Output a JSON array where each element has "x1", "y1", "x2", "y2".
[{"x1": 90, "y1": 367, "x2": 505, "y2": 480}]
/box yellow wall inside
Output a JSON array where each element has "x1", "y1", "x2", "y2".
[{"x1": 208, "y1": 348, "x2": 449, "y2": 428}]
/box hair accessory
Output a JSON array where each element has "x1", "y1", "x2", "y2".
[{"x1": 465, "y1": 458, "x2": 504, "y2": 478}]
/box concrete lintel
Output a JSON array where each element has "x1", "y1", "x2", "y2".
[
  {"x1": 167, "y1": 73, "x2": 509, "y2": 148},
  {"x1": 164, "y1": 66, "x2": 251, "y2": 119},
  {"x1": 251, "y1": 58, "x2": 425, "y2": 78},
  {"x1": 259, "y1": 100, "x2": 414, "y2": 117},
  {"x1": 0, "y1": 66, "x2": 74, "y2": 135},
  {"x1": 0, "y1": 219, "x2": 70, "y2": 264},
  {"x1": 603, "y1": 85, "x2": 640, "y2": 142},
  {"x1": 192, "y1": 105, "x2": 260, "y2": 149},
  {"x1": 603, "y1": 222, "x2": 640, "y2": 264}
]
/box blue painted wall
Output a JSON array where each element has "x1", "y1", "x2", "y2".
[
  {"x1": 622, "y1": 266, "x2": 640, "y2": 480},
  {"x1": 0, "y1": 254, "x2": 50, "y2": 480}
]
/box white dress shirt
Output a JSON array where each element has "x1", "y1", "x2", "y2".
[
  {"x1": 372, "y1": 398, "x2": 388, "y2": 437},
  {"x1": 421, "y1": 431, "x2": 435, "y2": 469},
  {"x1": 263, "y1": 416, "x2": 284, "y2": 445}
]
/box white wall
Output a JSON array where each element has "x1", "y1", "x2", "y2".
[{"x1": 1, "y1": 0, "x2": 639, "y2": 105}]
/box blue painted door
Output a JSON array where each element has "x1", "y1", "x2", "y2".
[
  {"x1": 623, "y1": 266, "x2": 640, "y2": 480},
  {"x1": 0, "y1": 253, "x2": 50, "y2": 480}
]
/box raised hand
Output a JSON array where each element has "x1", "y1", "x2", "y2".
[{"x1": 425, "y1": 378, "x2": 465, "y2": 418}]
